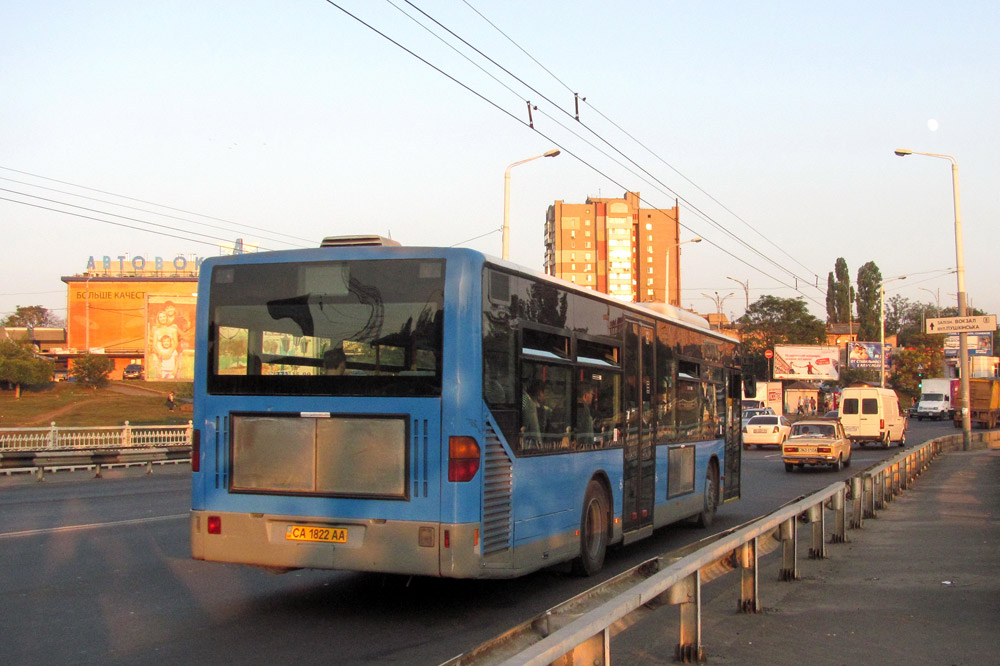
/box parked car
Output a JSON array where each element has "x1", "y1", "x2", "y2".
[
  {"x1": 122, "y1": 364, "x2": 145, "y2": 380},
  {"x1": 782, "y1": 418, "x2": 852, "y2": 472},
  {"x1": 823, "y1": 410, "x2": 840, "y2": 419},
  {"x1": 741, "y1": 407, "x2": 775, "y2": 429},
  {"x1": 742, "y1": 414, "x2": 791, "y2": 449}
]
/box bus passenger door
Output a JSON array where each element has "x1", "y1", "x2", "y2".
[{"x1": 622, "y1": 320, "x2": 655, "y2": 538}]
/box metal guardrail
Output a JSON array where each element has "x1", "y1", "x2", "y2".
[
  {"x1": 443, "y1": 436, "x2": 956, "y2": 666},
  {"x1": 0, "y1": 422, "x2": 193, "y2": 480},
  {"x1": 0, "y1": 421, "x2": 193, "y2": 451}
]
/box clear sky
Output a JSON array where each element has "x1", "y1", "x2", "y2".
[{"x1": 2, "y1": 1, "x2": 997, "y2": 326}]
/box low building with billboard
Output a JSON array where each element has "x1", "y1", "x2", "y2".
[{"x1": 59, "y1": 253, "x2": 204, "y2": 379}]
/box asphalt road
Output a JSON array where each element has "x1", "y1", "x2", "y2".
[{"x1": 0, "y1": 419, "x2": 950, "y2": 665}]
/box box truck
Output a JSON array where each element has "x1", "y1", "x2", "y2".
[
  {"x1": 743, "y1": 381, "x2": 783, "y2": 414},
  {"x1": 953, "y1": 378, "x2": 1000, "y2": 429},
  {"x1": 915, "y1": 378, "x2": 958, "y2": 421}
]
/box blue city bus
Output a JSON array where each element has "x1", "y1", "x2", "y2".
[{"x1": 190, "y1": 236, "x2": 743, "y2": 578}]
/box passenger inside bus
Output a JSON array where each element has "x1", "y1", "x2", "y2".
[
  {"x1": 576, "y1": 383, "x2": 595, "y2": 448},
  {"x1": 323, "y1": 348, "x2": 347, "y2": 375},
  {"x1": 521, "y1": 380, "x2": 547, "y2": 449}
]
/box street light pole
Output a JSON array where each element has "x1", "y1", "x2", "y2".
[
  {"x1": 894, "y1": 149, "x2": 971, "y2": 449},
  {"x1": 502, "y1": 149, "x2": 560, "y2": 260},
  {"x1": 665, "y1": 237, "x2": 701, "y2": 306},
  {"x1": 727, "y1": 276, "x2": 750, "y2": 312},
  {"x1": 879, "y1": 276, "x2": 906, "y2": 388}
]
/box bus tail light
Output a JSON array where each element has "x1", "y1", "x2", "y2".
[
  {"x1": 192, "y1": 428, "x2": 200, "y2": 472},
  {"x1": 448, "y1": 436, "x2": 480, "y2": 482},
  {"x1": 207, "y1": 515, "x2": 222, "y2": 534}
]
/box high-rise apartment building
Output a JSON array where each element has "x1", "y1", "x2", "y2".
[{"x1": 545, "y1": 191, "x2": 683, "y2": 305}]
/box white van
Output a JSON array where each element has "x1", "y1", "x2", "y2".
[{"x1": 839, "y1": 386, "x2": 907, "y2": 447}]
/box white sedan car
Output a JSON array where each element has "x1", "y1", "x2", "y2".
[{"x1": 742, "y1": 414, "x2": 791, "y2": 449}]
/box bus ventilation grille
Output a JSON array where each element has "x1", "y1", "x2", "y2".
[{"x1": 482, "y1": 425, "x2": 513, "y2": 556}]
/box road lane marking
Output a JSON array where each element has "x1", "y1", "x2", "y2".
[{"x1": 0, "y1": 513, "x2": 188, "y2": 539}]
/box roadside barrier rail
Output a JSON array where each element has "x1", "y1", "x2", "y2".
[
  {"x1": 0, "y1": 421, "x2": 192, "y2": 451},
  {"x1": 0, "y1": 422, "x2": 193, "y2": 480},
  {"x1": 443, "y1": 436, "x2": 952, "y2": 666}
]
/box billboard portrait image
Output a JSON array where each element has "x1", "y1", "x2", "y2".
[
  {"x1": 773, "y1": 345, "x2": 840, "y2": 380},
  {"x1": 848, "y1": 342, "x2": 886, "y2": 369},
  {"x1": 146, "y1": 295, "x2": 196, "y2": 381}
]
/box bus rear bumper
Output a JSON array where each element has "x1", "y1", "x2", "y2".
[{"x1": 190, "y1": 511, "x2": 482, "y2": 578}]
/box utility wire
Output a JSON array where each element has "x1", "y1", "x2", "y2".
[
  {"x1": 0, "y1": 187, "x2": 275, "y2": 250},
  {"x1": 455, "y1": 1, "x2": 821, "y2": 282},
  {"x1": 0, "y1": 175, "x2": 308, "y2": 251},
  {"x1": 0, "y1": 165, "x2": 316, "y2": 246},
  {"x1": 353, "y1": 1, "x2": 826, "y2": 306}
]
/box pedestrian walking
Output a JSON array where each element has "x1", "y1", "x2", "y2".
[{"x1": 166, "y1": 392, "x2": 176, "y2": 411}]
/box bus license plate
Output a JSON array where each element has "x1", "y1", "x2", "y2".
[{"x1": 285, "y1": 525, "x2": 348, "y2": 544}]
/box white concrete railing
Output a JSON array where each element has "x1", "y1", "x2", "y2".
[{"x1": 0, "y1": 422, "x2": 193, "y2": 451}]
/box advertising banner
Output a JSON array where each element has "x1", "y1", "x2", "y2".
[
  {"x1": 847, "y1": 341, "x2": 893, "y2": 369},
  {"x1": 773, "y1": 345, "x2": 840, "y2": 380},
  {"x1": 944, "y1": 333, "x2": 994, "y2": 357},
  {"x1": 145, "y1": 295, "x2": 196, "y2": 381}
]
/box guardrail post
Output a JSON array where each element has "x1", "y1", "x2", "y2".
[
  {"x1": 738, "y1": 537, "x2": 760, "y2": 613},
  {"x1": 779, "y1": 518, "x2": 797, "y2": 581},
  {"x1": 94, "y1": 463, "x2": 103, "y2": 479},
  {"x1": 554, "y1": 629, "x2": 609, "y2": 666},
  {"x1": 850, "y1": 476, "x2": 864, "y2": 528},
  {"x1": 146, "y1": 460, "x2": 154, "y2": 475},
  {"x1": 36, "y1": 466, "x2": 45, "y2": 482},
  {"x1": 807, "y1": 503, "x2": 826, "y2": 559},
  {"x1": 863, "y1": 473, "x2": 876, "y2": 519},
  {"x1": 667, "y1": 570, "x2": 703, "y2": 663},
  {"x1": 829, "y1": 486, "x2": 847, "y2": 543}
]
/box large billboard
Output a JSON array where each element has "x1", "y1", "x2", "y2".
[
  {"x1": 944, "y1": 333, "x2": 993, "y2": 357},
  {"x1": 847, "y1": 342, "x2": 894, "y2": 369},
  {"x1": 145, "y1": 295, "x2": 196, "y2": 381},
  {"x1": 773, "y1": 345, "x2": 840, "y2": 380}
]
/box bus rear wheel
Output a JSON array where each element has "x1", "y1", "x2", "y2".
[
  {"x1": 573, "y1": 480, "x2": 609, "y2": 576},
  {"x1": 695, "y1": 461, "x2": 720, "y2": 528}
]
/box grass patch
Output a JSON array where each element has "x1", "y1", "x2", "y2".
[{"x1": 0, "y1": 381, "x2": 194, "y2": 428}]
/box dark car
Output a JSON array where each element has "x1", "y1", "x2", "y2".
[{"x1": 122, "y1": 364, "x2": 145, "y2": 380}]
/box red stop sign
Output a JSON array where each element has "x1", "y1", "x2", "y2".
[{"x1": 764, "y1": 350, "x2": 773, "y2": 359}]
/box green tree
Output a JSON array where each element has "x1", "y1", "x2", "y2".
[
  {"x1": 855, "y1": 261, "x2": 882, "y2": 341},
  {"x1": 70, "y1": 353, "x2": 114, "y2": 389},
  {"x1": 825, "y1": 258, "x2": 853, "y2": 324},
  {"x1": 0, "y1": 339, "x2": 54, "y2": 399},
  {"x1": 2, "y1": 305, "x2": 64, "y2": 328},
  {"x1": 890, "y1": 346, "x2": 942, "y2": 405},
  {"x1": 737, "y1": 295, "x2": 827, "y2": 358}
]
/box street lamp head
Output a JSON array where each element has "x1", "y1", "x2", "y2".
[
  {"x1": 894, "y1": 149, "x2": 913, "y2": 157},
  {"x1": 543, "y1": 149, "x2": 561, "y2": 158},
  {"x1": 690, "y1": 237, "x2": 702, "y2": 243}
]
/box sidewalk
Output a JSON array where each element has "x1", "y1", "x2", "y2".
[{"x1": 618, "y1": 447, "x2": 1000, "y2": 665}]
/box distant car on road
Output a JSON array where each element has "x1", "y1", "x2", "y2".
[
  {"x1": 122, "y1": 364, "x2": 145, "y2": 380},
  {"x1": 782, "y1": 418, "x2": 852, "y2": 472},
  {"x1": 742, "y1": 414, "x2": 791, "y2": 449},
  {"x1": 741, "y1": 407, "x2": 775, "y2": 429},
  {"x1": 824, "y1": 410, "x2": 839, "y2": 419}
]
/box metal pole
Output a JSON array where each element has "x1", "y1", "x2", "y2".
[
  {"x1": 880, "y1": 284, "x2": 886, "y2": 388},
  {"x1": 894, "y1": 149, "x2": 970, "y2": 449},
  {"x1": 501, "y1": 150, "x2": 560, "y2": 261},
  {"x1": 951, "y1": 160, "x2": 972, "y2": 450}
]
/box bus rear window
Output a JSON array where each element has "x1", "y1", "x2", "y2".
[{"x1": 207, "y1": 259, "x2": 444, "y2": 396}]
